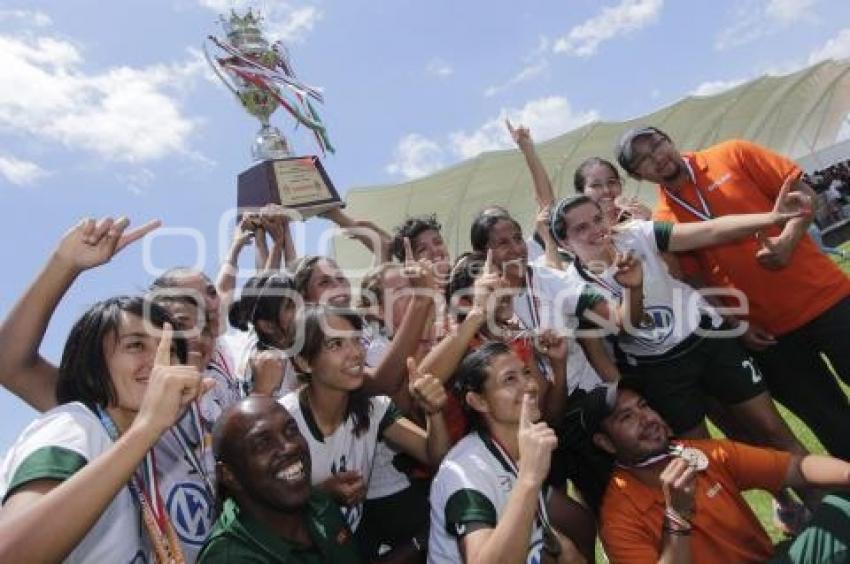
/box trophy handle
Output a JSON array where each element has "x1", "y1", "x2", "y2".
[{"x1": 203, "y1": 37, "x2": 241, "y2": 100}]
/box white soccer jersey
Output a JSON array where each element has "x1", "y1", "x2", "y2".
[
  {"x1": 513, "y1": 263, "x2": 604, "y2": 394},
  {"x1": 364, "y1": 332, "x2": 413, "y2": 500},
  {"x1": 199, "y1": 335, "x2": 246, "y2": 427},
  {"x1": 570, "y1": 220, "x2": 722, "y2": 363},
  {"x1": 280, "y1": 391, "x2": 402, "y2": 531},
  {"x1": 158, "y1": 408, "x2": 217, "y2": 561},
  {"x1": 428, "y1": 431, "x2": 549, "y2": 564},
  {"x1": 232, "y1": 329, "x2": 300, "y2": 398},
  {"x1": 0, "y1": 403, "x2": 147, "y2": 563}
]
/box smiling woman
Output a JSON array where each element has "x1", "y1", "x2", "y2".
[
  {"x1": 279, "y1": 303, "x2": 451, "y2": 556},
  {"x1": 0, "y1": 216, "x2": 217, "y2": 563}
]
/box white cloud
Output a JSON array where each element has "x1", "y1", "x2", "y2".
[
  {"x1": 766, "y1": 0, "x2": 817, "y2": 22},
  {"x1": 484, "y1": 60, "x2": 548, "y2": 98},
  {"x1": 451, "y1": 97, "x2": 598, "y2": 159},
  {"x1": 0, "y1": 9, "x2": 52, "y2": 27},
  {"x1": 0, "y1": 154, "x2": 47, "y2": 186},
  {"x1": 808, "y1": 27, "x2": 850, "y2": 64},
  {"x1": 715, "y1": 0, "x2": 817, "y2": 51},
  {"x1": 690, "y1": 78, "x2": 746, "y2": 96},
  {"x1": 553, "y1": 0, "x2": 663, "y2": 57},
  {"x1": 265, "y1": 6, "x2": 323, "y2": 43},
  {"x1": 117, "y1": 167, "x2": 156, "y2": 196},
  {"x1": 0, "y1": 33, "x2": 204, "y2": 163},
  {"x1": 426, "y1": 58, "x2": 453, "y2": 78},
  {"x1": 200, "y1": 2, "x2": 322, "y2": 44},
  {"x1": 385, "y1": 134, "x2": 446, "y2": 180},
  {"x1": 386, "y1": 97, "x2": 598, "y2": 178}
]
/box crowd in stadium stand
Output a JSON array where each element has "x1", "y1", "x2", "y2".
[
  {"x1": 1, "y1": 124, "x2": 850, "y2": 563},
  {"x1": 805, "y1": 159, "x2": 850, "y2": 226}
]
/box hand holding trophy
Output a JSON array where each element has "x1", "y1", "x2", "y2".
[{"x1": 205, "y1": 10, "x2": 342, "y2": 219}]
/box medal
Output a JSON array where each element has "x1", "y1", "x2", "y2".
[{"x1": 670, "y1": 443, "x2": 708, "y2": 471}]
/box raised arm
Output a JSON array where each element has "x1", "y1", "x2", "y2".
[
  {"x1": 418, "y1": 250, "x2": 504, "y2": 383},
  {"x1": 0, "y1": 217, "x2": 160, "y2": 412},
  {"x1": 321, "y1": 207, "x2": 392, "y2": 264},
  {"x1": 215, "y1": 214, "x2": 256, "y2": 308},
  {"x1": 667, "y1": 172, "x2": 810, "y2": 253},
  {"x1": 508, "y1": 120, "x2": 557, "y2": 210},
  {"x1": 536, "y1": 330, "x2": 569, "y2": 427},
  {"x1": 382, "y1": 358, "x2": 450, "y2": 467},
  {"x1": 582, "y1": 251, "x2": 645, "y2": 332},
  {"x1": 363, "y1": 240, "x2": 439, "y2": 397},
  {"x1": 0, "y1": 325, "x2": 214, "y2": 562},
  {"x1": 535, "y1": 206, "x2": 565, "y2": 270}
]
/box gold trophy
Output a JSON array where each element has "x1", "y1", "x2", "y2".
[{"x1": 205, "y1": 10, "x2": 341, "y2": 218}]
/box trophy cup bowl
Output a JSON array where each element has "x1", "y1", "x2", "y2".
[{"x1": 206, "y1": 10, "x2": 342, "y2": 220}]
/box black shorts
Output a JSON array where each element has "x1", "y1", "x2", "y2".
[
  {"x1": 631, "y1": 334, "x2": 767, "y2": 434},
  {"x1": 355, "y1": 478, "x2": 430, "y2": 559}
]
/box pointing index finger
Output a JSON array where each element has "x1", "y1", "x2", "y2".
[
  {"x1": 406, "y1": 357, "x2": 420, "y2": 382},
  {"x1": 519, "y1": 392, "x2": 533, "y2": 430},
  {"x1": 404, "y1": 236, "x2": 414, "y2": 264},
  {"x1": 116, "y1": 219, "x2": 162, "y2": 252},
  {"x1": 155, "y1": 322, "x2": 174, "y2": 366},
  {"x1": 483, "y1": 249, "x2": 494, "y2": 276}
]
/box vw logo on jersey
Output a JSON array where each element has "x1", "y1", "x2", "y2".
[
  {"x1": 632, "y1": 306, "x2": 676, "y2": 346},
  {"x1": 167, "y1": 482, "x2": 214, "y2": 545},
  {"x1": 128, "y1": 550, "x2": 148, "y2": 563}
]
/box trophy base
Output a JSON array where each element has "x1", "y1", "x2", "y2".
[{"x1": 237, "y1": 156, "x2": 344, "y2": 221}]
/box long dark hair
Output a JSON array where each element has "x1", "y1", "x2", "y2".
[
  {"x1": 293, "y1": 304, "x2": 371, "y2": 437},
  {"x1": 56, "y1": 296, "x2": 186, "y2": 409},
  {"x1": 228, "y1": 273, "x2": 298, "y2": 349},
  {"x1": 470, "y1": 206, "x2": 522, "y2": 253},
  {"x1": 453, "y1": 341, "x2": 512, "y2": 431}
]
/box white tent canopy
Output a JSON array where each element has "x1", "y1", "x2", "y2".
[{"x1": 332, "y1": 59, "x2": 850, "y2": 268}]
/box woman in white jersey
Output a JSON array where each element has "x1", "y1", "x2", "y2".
[
  {"x1": 428, "y1": 341, "x2": 592, "y2": 563},
  {"x1": 547, "y1": 186, "x2": 811, "y2": 436},
  {"x1": 280, "y1": 304, "x2": 451, "y2": 547},
  {"x1": 0, "y1": 219, "x2": 215, "y2": 562},
  {"x1": 227, "y1": 273, "x2": 302, "y2": 398},
  {"x1": 0, "y1": 217, "x2": 225, "y2": 560}
]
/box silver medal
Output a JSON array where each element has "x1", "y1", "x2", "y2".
[{"x1": 670, "y1": 444, "x2": 708, "y2": 471}]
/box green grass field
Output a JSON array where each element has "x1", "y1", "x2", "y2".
[
  {"x1": 593, "y1": 245, "x2": 850, "y2": 560},
  {"x1": 746, "y1": 246, "x2": 850, "y2": 542}
]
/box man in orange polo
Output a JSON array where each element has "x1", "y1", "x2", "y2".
[
  {"x1": 591, "y1": 384, "x2": 850, "y2": 563},
  {"x1": 615, "y1": 127, "x2": 850, "y2": 461}
]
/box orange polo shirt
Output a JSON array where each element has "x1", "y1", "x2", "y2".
[
  {"x1": 600, "y1": 439, "x2": 791, "y2": 564},
  {"x1": 653, "y1": 139, "x2": 850, "y2": 335}
]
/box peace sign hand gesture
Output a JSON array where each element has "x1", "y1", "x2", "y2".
[{"x1": 54, "y1": 216, "x2": 161, "y2": 274}]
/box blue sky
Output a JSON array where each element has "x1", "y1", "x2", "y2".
[{"x1": 2, "y1": 0, "x2": 850, "y2": 452}]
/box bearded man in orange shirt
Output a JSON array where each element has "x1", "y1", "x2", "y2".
[
  {"x1": 615, "y1": 127, "x2": 850, "y2": 462},
  {"x1": 589, "y1": 384, "x2": 850, "y2": 563}
]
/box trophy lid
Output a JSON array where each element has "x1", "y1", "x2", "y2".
[{"x1": 222, "y1": 10, "x2": 269, "y2": 56}]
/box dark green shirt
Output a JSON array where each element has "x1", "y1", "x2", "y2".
[{"x1": 198, "y1": 491, "x2": 361, "y2": 563}]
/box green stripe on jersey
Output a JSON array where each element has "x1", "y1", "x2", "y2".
[
  {"x1": 444, "y1": 488, "x2": 498, "y2": 536},
  {"x1": 378, "y1": 400, "x2": 403, "y2": 437},
  {"x1": 577, "y1": 286, "x2": 606, "y2": 320},
  {"x1": 5, "y1": 446, "x2": 87, "y2": 501},
  {"x1": 653, "y1": 221, "x2": 675, "y2": 252}
]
